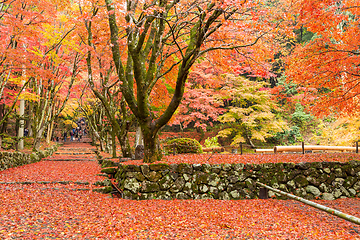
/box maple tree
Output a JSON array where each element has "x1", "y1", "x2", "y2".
[
  {"x1": 79, "y1": 98, "x2": 110, "y2": 152},
  {"x1": 103, "y1": 0, "x2": 292, "y2": 162},
  {"x1": 0, "y1": 0, "x2": 82, "y2": 150},
  {"x1": 0, "y1": 0, "x2": 50, "y2": 148},
  {"x1": 285, "y1": 0, "x2": 360, "y2": 116},
  {"x1": 75, "y1": 1, "x2": 135, "y2": 158},
  {"x1": 169, "y1": 61, "x2": 225, "y2": 136},
  {"x1": 311, "y1": 116, "x2": 360, "y2": 146},
  {"x1": 217, "y1": 74, "x2": 287, "y2": 148}
]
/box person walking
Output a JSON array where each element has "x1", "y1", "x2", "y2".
[
  {"x1": 78, "y1": 130, "x2": 82, "y2": 142},
  {"x1": 70, "y1": 130, "x2": 74, "y2": 142},
  {"x1": 63, "y1": 131, "x2": 67, "y2": 142}
]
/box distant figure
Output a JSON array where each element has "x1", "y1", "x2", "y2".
[
  {"x1": 63, "y1": 131, "x2": 67, "y2": 142},
  {"x1": 78, "y1": 130, "x2": 82, "y2": 142},
  {"x1": 70, "y1": 130, "x2": 74, "y2": 142},
  {"x1": 24, "y1": 128, "x2": 29, "y2": 137}
]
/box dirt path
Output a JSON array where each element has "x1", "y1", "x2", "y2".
[{"x1": 0, "y1": 142, "x2": 360, "y2": 239}]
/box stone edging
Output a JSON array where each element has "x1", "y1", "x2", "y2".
[
  {"x1": 0, "y1": 144, "x2": 59, "y2": 171},
  {"x1": 108, "y1": 161, "x2": 360, "y2": 200}
]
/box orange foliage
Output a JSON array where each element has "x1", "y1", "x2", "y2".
[{"x1": 285, "y1": 0, "x2": 360, "y2": 116}]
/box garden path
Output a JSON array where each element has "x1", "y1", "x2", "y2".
[{"x1": 0, "y1": 141, "x2": 360, "y2": 239}]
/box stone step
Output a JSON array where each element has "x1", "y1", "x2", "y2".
[
  {"x1": 44, "y1": 159, "x2": 97, "y2": 161},
  {"x1": 0, "y1": 181, "x2": 91, "y2": 185},
  {"x1": 54, "y1": 152, "x2": 95, "y2": 155},
  {"x1": 1, "y1": 186, "x2": 92, "y2": 192}
]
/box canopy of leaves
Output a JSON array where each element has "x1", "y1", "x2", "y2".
[
  {"x1": 285, "y1": 0, "x2": 360, "y2": 116},
  {"x1": 217, "y1": 75, "x2": 288, "y2": 145}
]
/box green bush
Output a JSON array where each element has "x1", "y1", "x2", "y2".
[
  {"x1": 166, "y1": 138, "x2": 203, "y2": 154},
  {"x1": 204, "y1": 136, "x2": 221, "y2": 148},
  {"x1": 292, "y1": 103, "x2": 313, "y2": 127},
  {"x1": 2, "y1": 137, "x2": 15, "y2": 150}
]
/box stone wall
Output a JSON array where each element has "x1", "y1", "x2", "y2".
[
  {"x1": 0, "y1": 145, "x2": 58, "y2": 171},
  {"x1": 108, "y1": 161, "x2": 360, "y2": 200}
]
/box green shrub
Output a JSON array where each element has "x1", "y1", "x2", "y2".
[
  {"x1": 2, "y1": 137, "x2": 15, "y2": 150},
  {"x1": 166, "y1": 138, "x2": 203, "y2": 154},
  {"x1": 204, "y1": 136, "x2": 221, "y2": 148},
  {"x1": 292, "y1": 103, "x2": 313, "y2": 127}
]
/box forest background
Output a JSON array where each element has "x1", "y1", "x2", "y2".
[{"x1": 0, "y1": 0, "x2": 359, "y2": 162}]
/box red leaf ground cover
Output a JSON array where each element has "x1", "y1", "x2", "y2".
[
  {"x1": 122, "y1": 152, "x2": 360, "y2": 165},
  {"x1": 1, "y1": 142, "x2": 360, "y2": 239},
  {"x1": 0, "y1": 186, "x2": 359, "y2": 239},
  {"x1": 0, "y1": 161, "x2": 104, "y2": 183}
]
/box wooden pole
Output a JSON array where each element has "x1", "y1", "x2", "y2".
[
  {"x1": 356, "y1": 142, "x2": 358, "y2": 154},
  {"x1": 302, "y1": 142, "x2": 305, "y2": 154},
  {"x1": 173, "y1": 144, "x2": 176, "y2": 155},
  {"x1": 256, "y1": 182, "x2": 360, "y2": 225},
  {"x1": 259, "y1": 187, "x2": 268, "y2": 199},
  {"x1": 240, "y1": 143, "x2": 243, "y2": 155},
  {"x1": 274, "y1": 145, "x2": 356, "y2": 153}
]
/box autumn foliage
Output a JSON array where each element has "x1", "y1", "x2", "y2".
[
  {"x1": 1, "y1": 142, "x2": 360, "y2": 238},
  {"x1": 285, "y1": 0, "x2": 360, "y2": 116}
]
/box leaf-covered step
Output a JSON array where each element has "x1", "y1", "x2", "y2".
[{"x1": 0, "y1": 181, "x2": 90, "y2": 185}]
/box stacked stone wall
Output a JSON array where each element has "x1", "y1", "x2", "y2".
[
  {"x1": 0, "y1": 145, "x2": 58, "y2": 171},
  {"x1": 110, "y1": 161, "x2": 360, "y2": 200}
]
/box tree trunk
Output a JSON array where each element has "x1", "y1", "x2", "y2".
[
  {"x1": 143, "y1": 130, "x2": 162, "y2": 163},
  {"x1": 99, "y1": 139, "x2": 104, "y2": 152},
  {"x1": 135, "y1": 126, "x2": 143, "y2": 146},
  {"x1": 245, "y1": 135, "x2": 256, "y2": 149},
  {"x1": 26, "y1": 101, "x2": 33, "y2": 137},
  {"x1": 46, "y1": 120, "x2": 54, "y2": 143},
  {"x1": 111, "y1": 129, "x2": 116, "y2": 158},
  {"x1": 0, "y1": 104, "x2": 3, "y2": 150},
  {"x1": 119, "y1": 134, "x2": 132, "y2": 158},
  {"x1": 197, "y1": 127, "x2": 205, "y2": 143},
  {"x1": 33, "y1": 127, "x2": 45, "y2": 151}
]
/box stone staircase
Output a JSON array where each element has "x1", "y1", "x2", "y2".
[{"x1": 43, "y1": 141, "x2": 97, "y2": 161}]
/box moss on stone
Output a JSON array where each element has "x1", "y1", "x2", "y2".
[
  {"x1": 211, "y1": 164, "x2": 222, "y2": 174},
  {"x1": 159, "y1": 175, "x2": 174, "y2": 190},
  {"x1": 294, "y1": 175, "x2": 309, "y2": 187},
  {"x1": 304, "y1": 167, "x2": 318, "y2": 177},
  {"x1": 195, "y1": 172, "x2": 210, "y2": 184},
  {"x1": 141, "y1": 181, "x2": 160, "y2": 193},
  {"x1": 341, "y1": 165, "x2": 355, "y2": 176},
  {"x1": 101, "y1": 167, "x2": 117, "y2": 174},
  {"x1": 125, "y1": 165, "x2": 141, "y2": 172},
  {"x1": 221, "y1": 164, "x2": 232, "y2": 171},
  {"x1": 135, "y1": 172, "x2": 146, "y2": 182},
  {"x1": 101, "y1": 160, "x2": 116, "y2": 168},
  {"x1": 177, "y1": 163, "x2": 193, "y2": 174},
  {"x1": 343, "y1": 176, "x2": 356, "y2": 188},
  {"x1": 149, "y1": 163, "x2": 169, "y2": 171},
  {"x1": 275, "y1": 171, "x2": 287, "y2": 183},
  {"x1": 147, "y1": 171, "x2": 162, "y2": 182}
]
